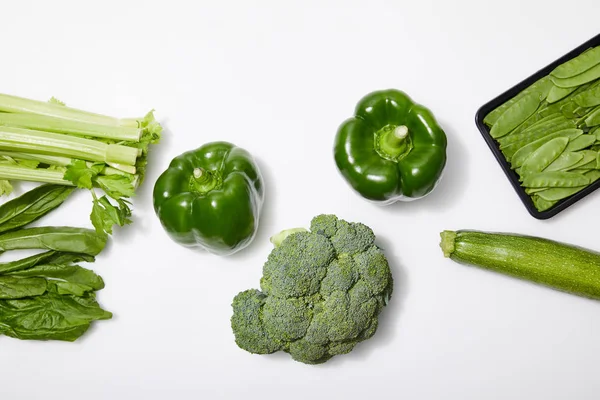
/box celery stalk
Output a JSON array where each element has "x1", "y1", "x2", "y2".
[
  {"x1": 0, "y1": 126, "x2": 138, "y2": 165},
  {"x1": 0, "y1": 151, "x2": 136, "y2": 177},
  {"x1": 0, "y1": 113, "x2": 142, "y2": 142},
  {"x1": 0, "y1": 165, "x2": 72, "y2": 185},
  {"x1": 0, "y1": 93, "x2": 140, "y2": 128}
]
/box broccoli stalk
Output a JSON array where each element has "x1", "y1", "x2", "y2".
[{"x1": 231, "y1": 215, "x2": 394, "y2": 365}]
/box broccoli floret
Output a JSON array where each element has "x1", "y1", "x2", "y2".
[{"x1": 231, "y1": 214, "x2": 393, "y2": 365}]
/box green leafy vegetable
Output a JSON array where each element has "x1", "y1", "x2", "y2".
[
  {"x1": 0, "y1": 184, "x2": 73, "y2": 234},
  {"x1": 0, "y1": 293, "x2": 111, "y2": 341},
  {"x1": 0, "y1": 226, "x2": 106, "y2": 255}
]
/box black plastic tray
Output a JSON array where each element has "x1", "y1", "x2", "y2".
[{"x1": 475, "y1": 33, "x2": 600, "y2": 219}]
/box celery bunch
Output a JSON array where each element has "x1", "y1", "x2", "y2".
[{"x1": 0, "y1": 94, "x2": 162, "y2": 235}]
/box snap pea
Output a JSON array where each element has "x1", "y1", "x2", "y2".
[
  {"x1": 537, "y1": 186, "x2": 586, "y2": 201},
  {"x1": 484, "y1": 76, "x2": 552, "y2": 126},
  {"x1": 490, "y1": 92, "x2": 542, "y2": 138},
  {"x1": 585, "y1": 169, "x2": 600, "y2": 182},
  {"x1": 525, "y1": 187, "x2": 545, "y2": 195},
  {"x1": 511, "y1": 129, "x2": 583, "y2": 167},
  {"x1": 547, "y1": 85, "x2": 578, "y2": 103},
  {"x1": 565, "y1": 135, "x2": 596, "y2": 152},
  {"x1": 574, "y1": 84, "x2": 600, "y2": 107},
  {"x1": 576, "y1": 105, "x2": 600, "y2": 128},
  {"x1": 551, "y1": 47, "x2": 600, "y2": 79},
  {"x1": 500, "y1": 122, "x2": 578, "y2": 160},
  {"x1": 552, "y1": 63, "x2": 600, "y2": 88},
  {"x1": 532, "y1": 195, "x2": 556, "y2": 211},
  {"x1": 520, "y1": 137, "x2": 569, "y2": 176},
  {"x1": 566, "y1": 150, "x2": 597, "y2": 170},
  {"x1": 539, "y1": 83, "x2": 594, "y2": 118},
  {"x1": 586, "y1": 108, "x2": 600, "y2": 127},
  {"x1": 561, "y1": 101, "x2": 582, "y2": 119},
  {"x1": 544, "y1": 151, "x2": 584, "y2": 172},
  {"x1": 522, "y1": 171, "x2": 590, "y2": 188},
  {"x1": 498, "y1": 116, "x2": 568, "y2": 147}
]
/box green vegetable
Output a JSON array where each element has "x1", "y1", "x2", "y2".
[
  {"x1": 0, "y1": 226, "x2": 106, "y2": 255},
  {"x1": 484, "y1": 76, "x2": 552, "y2": 126},
  {"x1": 484, "y1": 46, "x2": 600, "y2": 212},
  {"x1": 552, "y1": 63, "x2": 600, "y2": 88},
  {"x1": 490, "y1": 92, "x2": 541, "y2": 138},
  {"x1": 551, "y1": 47, "x2": 600, "y2": 79},
  {"x1": 0, "y1": 184, "x2": 73, "y2": 233},
  {"x1": 231, "y1": 215, "x2": 393, "y2": 365},
  {"x1": 0, "y1": 93, "x2": 162, "y2": 235},
  {"x1": 153, "y1": 141, "x2": 264, "y2": 256},
  {"x1": 547, "y1": 85, "x2": 578, "y2": 103},
  {"x1": 0, "y1": 292, "x2": 111, "y2": 341},
  {"x1": 334, "y1": 89, "x2": 447, "y2": 203},
  {"x1": 573, "y1": 84, "x2": 600, "y2": 107},
  {"x1": 0, "y1": 186, "x2": 111, "y2": 342},
  {"x1": 522, "y1": 171, "x2": 590, "y2": 188},
  {"x1": 520, "y1": 137, "x2": 568, "y2": 176},
  {"x1": 440, "y1": 230, "x2": 600, "y2": 300}
]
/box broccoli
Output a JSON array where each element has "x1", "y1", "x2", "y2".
[{"x1": 231, "y1": 214, "x2": 393, "y2": 364}]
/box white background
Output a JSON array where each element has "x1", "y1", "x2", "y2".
[{"x1": 1, "y1": 1, "x2": 599, "y2": 399}]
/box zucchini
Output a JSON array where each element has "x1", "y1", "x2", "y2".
[{"x1": 440, "y1": 230, "x2": 600, "y2": 300}]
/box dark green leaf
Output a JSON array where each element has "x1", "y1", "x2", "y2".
[
  {"x1": 0, "y1": 227, "x2": 106, "y2": 256},
  {"x1": 0, "y1": 292, "x2": 112, "y2": 341},
  {"x1": 0, "y1": 276, "x2": 47, "y2": 299},
  {"x1": 0, "y1": 251, "x2": 94, "y2": 275},
  {"x1": 8, "y1": 263, "x2": 104, "y2": 291},
  {"x1": 0, "y1": 184, "x2": 74, "y2": 234}
]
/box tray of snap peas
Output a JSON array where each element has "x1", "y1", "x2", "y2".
[{"x1": 476, "y1": 33, "x2": 600, "y2": 219}]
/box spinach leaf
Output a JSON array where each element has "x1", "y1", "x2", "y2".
[
  {"x1": 0, "y1": 185, "x2": 73, "y2": 234},
  {"x1": 0, "y1": 276, "x2": 47, "y2": 299},
  {"x1": 0, "y1": 251, "x2": 94, "y2": 275},
  {"x1": 0, "y1": 292, "x2": 112, "y2": 341},
  {"x1": 0, "y1": 227, "x2": 106, "y2": 255}
]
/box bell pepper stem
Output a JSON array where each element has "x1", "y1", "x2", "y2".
[
  {"x1": 190, "y1": 168, "x2": 218, "y2": 194},
  {"x1": 376, "y1": 124, "x2": 413, "y2": 160}
]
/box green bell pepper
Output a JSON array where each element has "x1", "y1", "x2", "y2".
[
  {"x1": 153, "y1": 142, "x2": 264, "y2": 256},
  {"x1": 334, "y1": 89, "x2": 447, "y2": 204}
]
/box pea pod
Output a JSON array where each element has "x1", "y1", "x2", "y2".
[
  {"x1": 490, "y1": 92, "x2": 541, "y2": 138},
  {"x1": 551, "y1": 63, "x2": 600, "y2": 88},
  {"x1": 565, "y1": 134, "x2": 596, "y2": 152},
  {"x1": 532, "y1": 195, "x2": 556, "y2": 211},
  {"x1": 566, "y1": 150, "x2": 597, "y2": 170},
  {"x1": 522, "y1": 171, "x2": 590, "y2": 188},
  {"x1": 511, "y1": 129, "x2": 582, "y2": 167},
  {"x1": 498, "y1": 113, "x2": 564, "y2": 146},
  {"x1": 586, "y1": 108, "x2": 600, "y2": 127},
  {"x1": 499, "y1": 120, "x2": 575, "y2": 151},
  {"x1": 520, "y1": 137, "x2": 568, "y2": 176},
  {"x1": 484, "y1": 77, "x2": 552, "y2": 126},
  {"x1": 551, "y1": 47, "x2": 600, "y2": 79},
  {"x1": 539, "y1": 83, "x2": 594, "y2": 118},
  {"x1": 537, "y1": 186, "x2": 586, "y2": 201},
  {"x1": 586, "y1": 169, "x2": 600, "y2": 183},
  {"x1": 547, "y1": 85, "x2": 578, "y2": 103},
  {"x1": 574, "y1": 84, "x2": 600, "y2": 107},
  {"x1": 544, "y1": 151, "x2": 584, "y2": 172}
]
